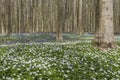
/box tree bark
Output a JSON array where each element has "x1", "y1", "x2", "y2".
[
  {"x1": 56, "y1": 0, "x2": 64, "y2": 42},
  {"x1": 94, "y1": 0, "x2": 115, "y2": 49},
  {"x1": 6, "y1": 0, "x2": 12, "y2": 36},
  {"x1": 77, "y1": 0, "x2": 83, "y2": 34}
]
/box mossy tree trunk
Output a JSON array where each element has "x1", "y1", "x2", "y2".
[{"x1": 94, "y1": 0, "x2": 115, "y2": 49}]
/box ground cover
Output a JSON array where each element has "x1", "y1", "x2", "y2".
[{"x1": 0, "y1": 33, "x2": 120, "y2": 80}]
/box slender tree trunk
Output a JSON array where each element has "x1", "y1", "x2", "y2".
[
  {"x1": 77, "y1": 0, "x2": 83, "y2": 34},
  {"x1": 56, "y1": 0, "x2": 64, "y2": 42},
  {"x1": 7, "y1": 0, "x2": 12, "y2": 36},
  {"x1": 94, "y1": 0, "x2": 115, "y2": 49},
  {"x1": 73, "y1": 0, "x2": 78, "y2": 33}
]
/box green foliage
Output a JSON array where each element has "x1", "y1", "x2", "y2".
[{"x1": 0, "y1": 42, "x2": 120, "y2": 80}]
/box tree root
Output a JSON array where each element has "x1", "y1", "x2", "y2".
[{"x1": 93, "y1": 41, "x2": 119, "y2": 51}]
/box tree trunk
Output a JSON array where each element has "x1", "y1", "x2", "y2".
[
  {"x1": 56, "y1": 0, "x2": 64, "y2": 42},
  {"x1": 77, "y1": 0, "x2": 83, "y2": 34},
  {"x1": 6, "y1": 0, "x2": 12, "y2": 36},
  {"x1": 94, "y1": 0, "x2": 115, "y2": 49}
]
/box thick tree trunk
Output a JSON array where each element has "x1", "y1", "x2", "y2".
[
  {"x1": 56, "y1": 0, "x2": 64, "y2": 42},
  {"x1": 94, "y1": 0, "x2": 115, "y2": 49}
]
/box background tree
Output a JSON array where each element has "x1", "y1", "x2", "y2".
[
  {"x1": 73, "y1": 0, "x2": 83, "y2": 34},
  {"x1": 77, "y1": 0, "x2": 83, "y2": 34},
  {"x1": 6, "y1": 0, "x2": 12, "y2": 36},
  {"x1": 56, "y1": 0, "x2": 64, "y2": 42},
  {"x1": 0, "y1": 0, "x2": 120, "y2": 34},
  {"x1": 94, "y1": 0, "x2": 115, "y2": 49}
]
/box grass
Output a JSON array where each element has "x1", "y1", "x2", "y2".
[{"x1": 0, "y1": 33, "x2": 120, "y2": 80}]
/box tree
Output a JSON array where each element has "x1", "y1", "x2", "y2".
[
  {"x1": 56, "y1": 0, "x2": 64, "y2": 42},
  {"x1": 6, "y1": 0, "x2": 12, "y2": 36},
  {"x1": 77, "y1": 0, "x2": 83, "y2": 34},
  {"x1": 94, "y1": 0, "x2": 115, "y2": 49},
  {"x1": 73, "y1": 0, "x2": 83, "y2": 34}
]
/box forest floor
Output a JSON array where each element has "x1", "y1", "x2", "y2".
[
  {"x1": 0, "y1": 33, "x2": 120, "y2": 45},
  {"x1": 0, "y1": 33, "x2": 120, "y2": 80},
  {"x1": 0, "y1": 33, "x2": 93, "y2": 45}
]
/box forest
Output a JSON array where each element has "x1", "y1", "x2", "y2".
[
  {"x1": 0, "y1": 0, "x2": 120, "y2": 80},
  {"x1": 0, "y1": 0, "x2": 120, "y2": 34}
]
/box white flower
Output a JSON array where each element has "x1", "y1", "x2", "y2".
[
  {"x1": 64, "y1": 74, "x2": 68, "y2": 78},
  {"x1": 48, "y1": 71, "x2": 52, "y2": 75},
  {"x1": 90, "y1": 67, "x2": 95, "y2": 70},
  {"x1": 118, "y1": 71, "x2": 120, "y2": 74},
  {"x1": 113, "y1": 64, "x2": 119, "y2": 67}
]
